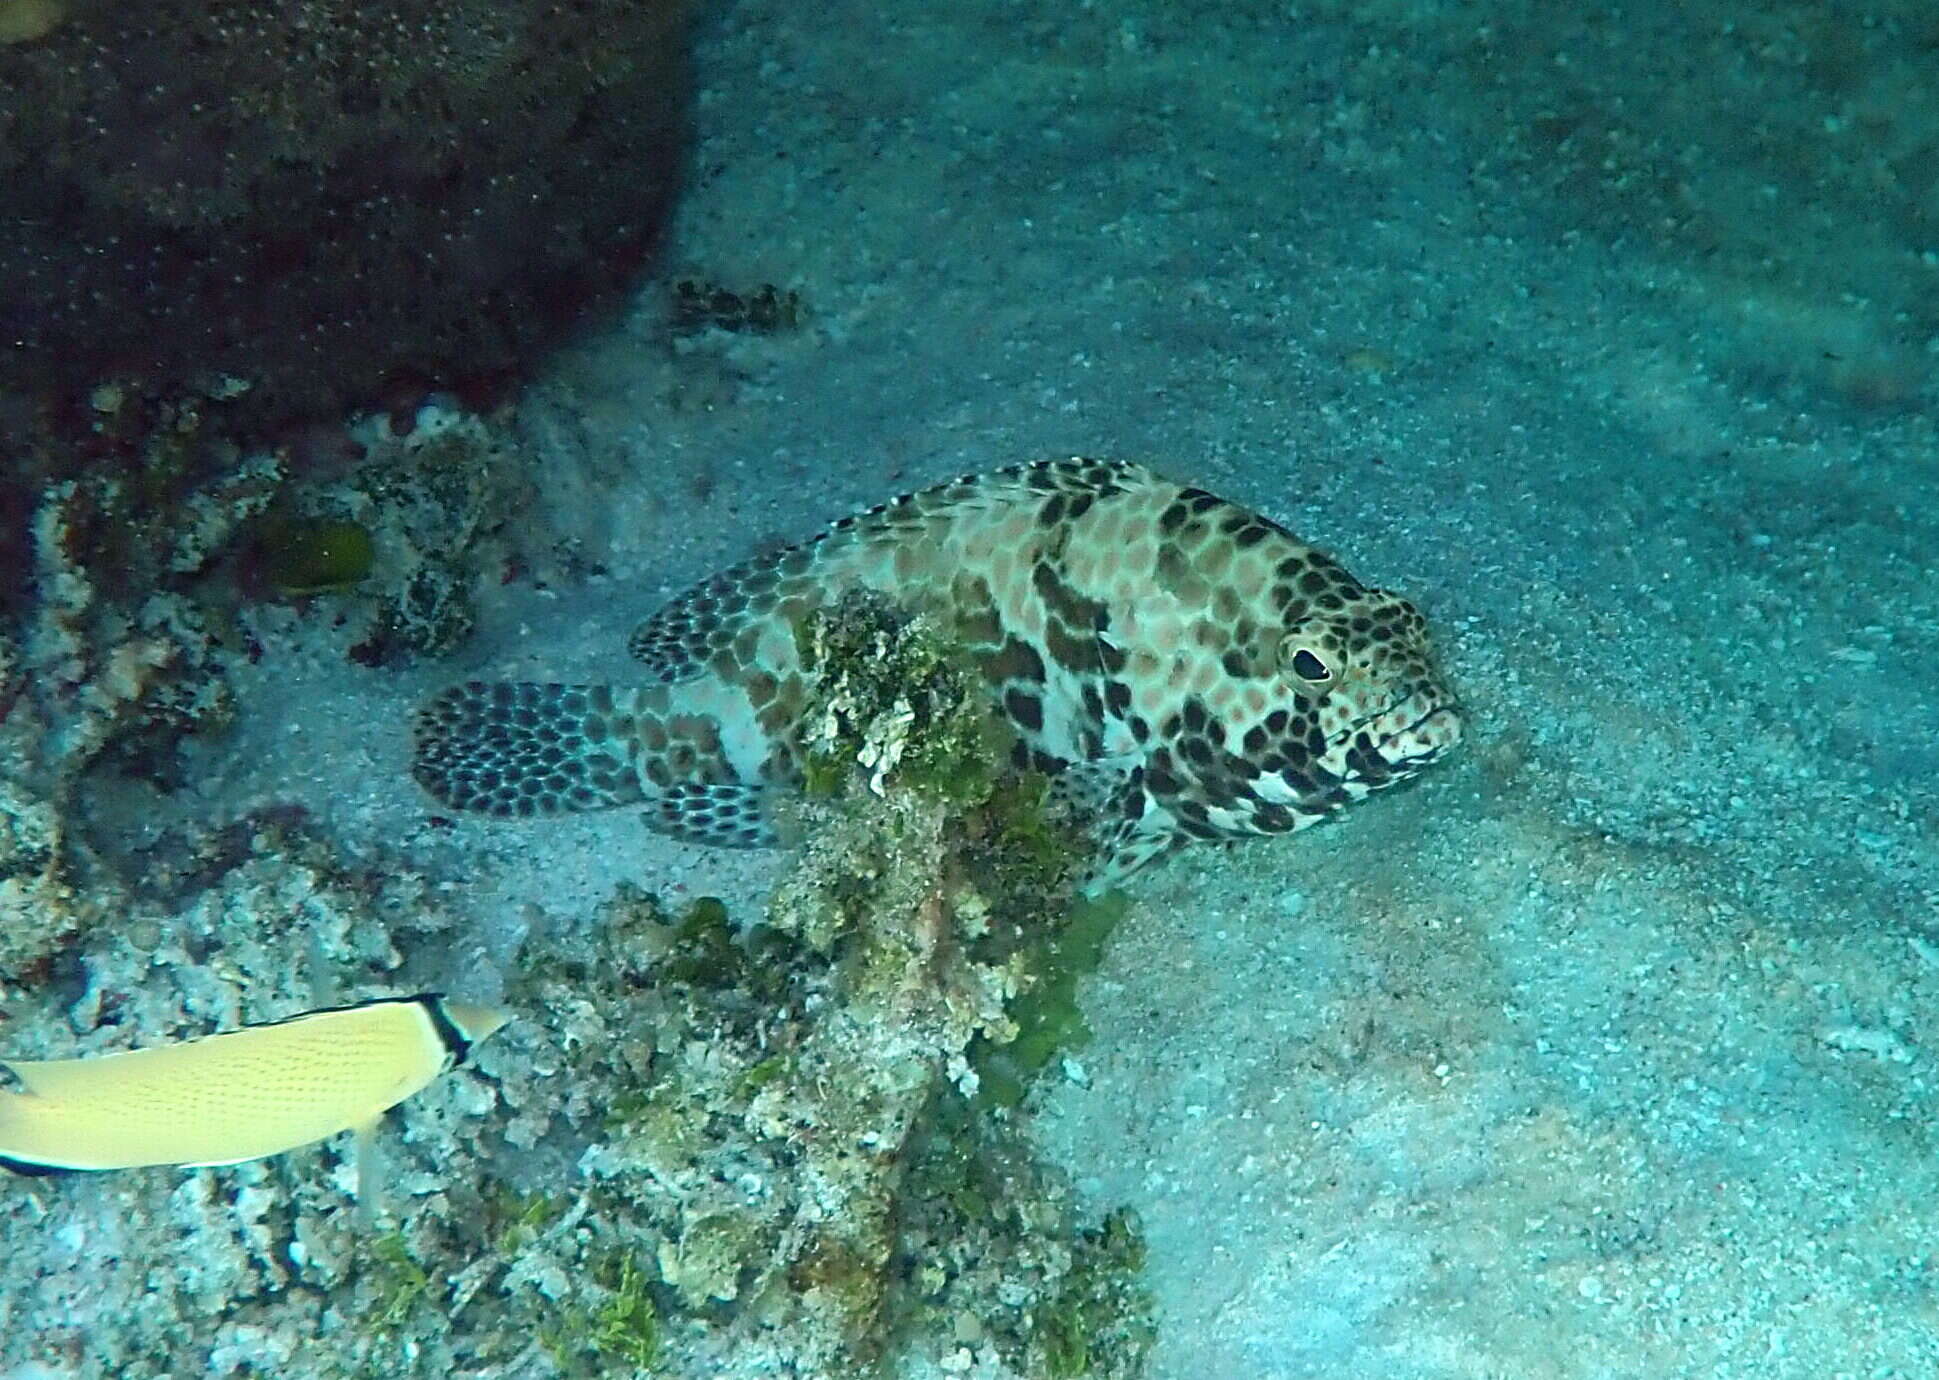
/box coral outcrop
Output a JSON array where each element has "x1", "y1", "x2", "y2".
[
  {"x1": 0, "y1": 0, "x2": 687, "y2": 428},
  {"x1": 1, "y1": 595, "x2": 1155, "y2": 1378}
]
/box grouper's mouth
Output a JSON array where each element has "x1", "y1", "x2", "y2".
[{"x1": 1364, "y1": 693, "x2": 1463, "y2": 776}]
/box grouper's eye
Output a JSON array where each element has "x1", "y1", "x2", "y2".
[
  {"x1": 1277, "y1": 633, "x2": 1336, "y2": 688},
  {"x1": 1289, "y1": 648, "x2": 1332, "y2": 683}
]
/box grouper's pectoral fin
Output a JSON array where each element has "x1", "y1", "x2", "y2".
[
  {"x1": 1043, "y1": 752, "x2": 1142, "y2": 824},
  {"x1": 1082, "y1": 806, "x2": 1191, "y2": 895}
]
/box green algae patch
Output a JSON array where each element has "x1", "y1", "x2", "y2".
[
  {"x1": 970, "y1": 890, "x2": 1130, "y2": 1110},
  {"x1": 1033, "y1": 1208, "x2": 1155, "y2": 1378},
  {"x1": 365, "y1": 1231, "x2": 435, "y2": 1333},
  {"x1": 542, "y1": 1249, "x2": 663, "y2": 1373},
  {"x1": 484, "y1": 1187, "x2": 563, "y2": 1256},
  {"x1": 787, "y1": 589, "x2": 1090, "y2": 904},
  {"x1": 252, "y1": 517, "x2": 377, "y2": 596},
  {"x1": 790, "y1": 590, "x2": 1015, "y2": 811}
]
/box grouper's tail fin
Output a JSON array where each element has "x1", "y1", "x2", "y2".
[{"x1": 412, "y1": 682, "x2": 648, "y2": 816}]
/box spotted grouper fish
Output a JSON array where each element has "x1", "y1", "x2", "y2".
[{"x1": 412, "y1": 458, "x2": 1461, "y2": 885}]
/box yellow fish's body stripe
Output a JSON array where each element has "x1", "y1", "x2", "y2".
[{"x1": 0, "y1": 994, "x2": 509, "y2": 1175}]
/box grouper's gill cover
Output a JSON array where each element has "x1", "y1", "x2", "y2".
[{"x1": 413, "y1": 457, "x2": 1461, "y2": 885}]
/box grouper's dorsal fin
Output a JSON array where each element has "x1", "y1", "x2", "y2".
[{"x1": 626, "y1": 458, "x2": 1158, "y2": 682}]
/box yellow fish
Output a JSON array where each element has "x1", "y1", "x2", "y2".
[{"x1": 0, "y1": 994, "x2": 508, "y2": 1196}]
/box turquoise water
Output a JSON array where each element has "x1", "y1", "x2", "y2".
[{"x1": 3, "y1": 2, "x2": 1937, "y2": 1377}]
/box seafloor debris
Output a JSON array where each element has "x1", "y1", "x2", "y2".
[{"x1": 670, "y1": 279, "x2": 807, "y2": 336}]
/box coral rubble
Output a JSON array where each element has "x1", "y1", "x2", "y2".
[{"x1": 2, "y1": 594, "x2": 1155, "y2": 1379}]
